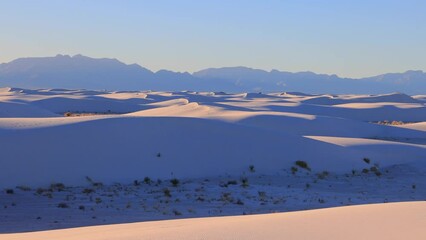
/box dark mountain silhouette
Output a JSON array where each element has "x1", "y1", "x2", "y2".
[{"x1": 0, "y1": 54, "x2": 425, "y2": 94}]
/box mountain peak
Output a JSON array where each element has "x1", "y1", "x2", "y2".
[{"x1": 0, "y1": 55, "x2": 425, "y2": 94}]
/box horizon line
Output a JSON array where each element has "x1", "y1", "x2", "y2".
[{"x1": 2, "y1": 54, "x2": 425, "y2": 80}]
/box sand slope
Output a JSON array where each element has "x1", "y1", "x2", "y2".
[{"x1": 1, "y1": 202, "x2": 424, "y2": 240}]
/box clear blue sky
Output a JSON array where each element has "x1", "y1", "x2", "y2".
[{"x1": 1, "y1": 0, "x2": 425, "y2": 77}]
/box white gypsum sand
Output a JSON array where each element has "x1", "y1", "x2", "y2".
[
  {"x1": 1, "y1": 202, "x2": 425, "y2": 240},
  {"x1": 0, "y1": 88, "x2": 425, "y2": 237}
]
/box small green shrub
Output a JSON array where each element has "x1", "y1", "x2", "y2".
[
  {"x1": 133, "y1": 180, "x2": 140, "y2": 186},
  {"x1": 295, "y1": 160, "x2": 311, "y2": 171},
  {"x1": 57, "y1": 202, "x2": 69, "y2": 208},
  {"x1": 5, "y1": 189, "x2": 14, "y2": 194},
  {"x1": 363, "y1": 158, "x2": 371, "y2": 164},
  {"x1": 85, "y1": 176, "x2": 103, "y2": 187},
  {"x1": 173, "y1": 209, "x2": 182, "y2": 216},
  {"x1": 144, "y1": 177, "x2": 152, "y2": 184},
  {"x1": 221, "y1": 192, "x2": 233, "y2": 202},
  {"x1": 317, "y1": 171, "x2": 329, "y2": 179},
  {"x1": 163, "y1": 188, "x2": 171, "y2": 197},
  {"x1": 241, "y1": 177, "x2": 249, "y2": 188},
  {"x1": 235, "y1": 199, "x2": 244, "y2": 205},
  {"x1": 50, "y1": 183, "x2": 65, "y2": 191},
  {"x1": 36, "y1": 188, "x2": 48, "y2": 195},
  {"x1": 82, "y1": 188, "x2": 94, "y2": 194},
  {"x1": 170, "y1": 178, "x2": 180, "y2": 187},
  {"x1": 227, "y1": 180, "x2": 238, "y2": 185}
]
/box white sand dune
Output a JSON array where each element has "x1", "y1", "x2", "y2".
[
  {"x1": 0, "y1": 88, "x2": 425, "y2": 237},
  {"x1": 396, "y1": 122, "x2": 426, "y2": 132},
  {"x1": 0, "y1": 116, "x2": 372, "y2": 187},
  {"x1": 0, "y1": 89, "x2": 425, "y2": 188},
  {"x1": 1, "y1": 202, "x2": 424, "y2": 240}
]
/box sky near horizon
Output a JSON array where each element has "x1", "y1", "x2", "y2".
[{"x1": 1, "y1": 0, "x2": 425, "y2": 78}]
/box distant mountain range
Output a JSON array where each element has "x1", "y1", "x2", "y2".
[{"x1": 0, "y1": 54, "x2": 425, "y2": 94}]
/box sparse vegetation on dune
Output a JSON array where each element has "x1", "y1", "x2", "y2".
[{"x1": 295, "y1": 160, "x2": 311, "y2": 171}]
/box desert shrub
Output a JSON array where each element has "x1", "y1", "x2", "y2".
[
  {"x1": 227, "y1": 180, "x2": 238, "y2": 185},
  {"x1": 258, "y1": 191, "x2": 266, "y2": 199},
  {"x1": 36, "y1": 188, "x2": 47, "y2": 195},
  {"x1": 291, "y1": 166, "x2": 298, "y2": 174},
  {"x1": 362, "y1": 168, "x2": 369, "y2": 174},
  {"x1": 85, "y1": 176, "x2": 103, "y2": 187},
  {"x1": 235, "y1": 199, "x2": 244, "y2": 205},
  {"x1": 163, "y1": 188, "x2": 171, "y2": 197},
  {"x1": 317, "y1": 171, "x2": 329, "y2": 179},
  {"x1": 249, "y1": 165, "x2": 255, "y2": 173},
  {"x1": 133, "y1": 180, "x2": 140, "y2": 186},
  {"x1": 221, "y1": 192, "x2": 233, "y2": 202},
  {"x1": 157, "y1": 152, "x2": 161, "y2": 158},
  {"x1": 64, "y1": 112, "x2": 72, "y2": 117},
  {"x1": 170, "y1": 178, "x2": 180, "y2": 187},
  {"x1": 57, "y1": 202, "x2": 69, "y2": 208},
  {"x1": 368, "y1": 166, "x2": 382, "y2": 176},
  {"x1": 295, "y1": 160, "x2": 311, "y2": 171},
  {"x1": 196, "y1": 196, "x2": 205, "y2": 202},
  {"x1": 95, "y1": 197, "x2": 102, "y2": 204},
  {"x1": 144, "y1": 177, "x2": 152, "y2": 184},
  {"x1": 241, "y1": 177, "x2": 249, "y2": 187},
  {"x1": 79, "y1": 205, "x2": 85, "y2": 210},
  {"x1": 412, "y1": 184, "x2": 416, "y2": 189},
  {"x1": 5, "y1": 189, "x2": 14, "y2": 194},
  {"x1": 50, "y1": 183, "x2": 65, "y2": 191},
  {"x1": 173, "y1": 209, "x2": 182, "y2": 216},
  {"x1": 363, "y1": 158, "x2": 371, "y2": 164},
  {"x1": 82, "y1": 188, "x2": 94, "y2": 194},
  {"x1": 93, "y1": 182, "x2": 103, "y2": 187}
]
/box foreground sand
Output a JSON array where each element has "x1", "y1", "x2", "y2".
[{"x1": 2, "y1": 202, "x2": 425, "y2": 240}]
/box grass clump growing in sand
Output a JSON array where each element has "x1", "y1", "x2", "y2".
[
  {"x1": 363, "y1": 158, "x2": 371, "y2": 164},
  {"x1": 144, "y1": 177, "x2": 152, "y2": 185},
  {"x1": 163, "y1": 188, "x2": 172, "y2": 197},
  {"x1": 5, "y1": 189, "x2": 14, "y2": 194},
  {"x1": 295, "y1": 160, "x2": 311, "y2": 171},
  {"x1": 170, "y1": 178, "x2": 180, "y2": 187}
]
